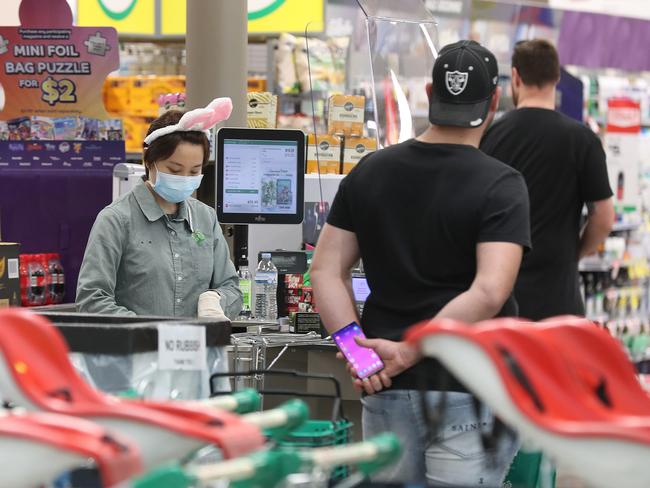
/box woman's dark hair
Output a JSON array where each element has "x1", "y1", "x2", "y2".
[
  {"x1": 142, "y1": 110, "x2": 210, "y2": 178},
  {"x1": 512, "y1": 39, "x2": 561, "y2": 89}
]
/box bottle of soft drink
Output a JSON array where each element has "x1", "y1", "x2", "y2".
[
  {"x1": 238, "y1": 257, "x2": 252, "y2": 319},
  {"x1": 19, "y1": 254, "x2": 29, "y2": 306},
  {"x1": 254, "y1": 253, "x2": 278, "y2": 321},
  {"x1": 45, "y1": 253, "x2": 65, "y2": 304},
  {"x1": 27, "y1": 254, "x2": 46, "y2": 306}
]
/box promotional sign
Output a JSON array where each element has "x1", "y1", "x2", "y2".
[
  {"x1": 79, "y1": 0, "x2": 324, "y2": 36},
  {"x1": 0, "y1": 140, "x2": 124, "y2": 171},
  {"x1": 0, "y1": 0, "x2": 119, "y2": 119},
  {"x1": 607, "y1": 98, "x2": 642, "y2": 134},
  {"x1": 605, "y1": 98, "x2": 642, "y2": 217}
]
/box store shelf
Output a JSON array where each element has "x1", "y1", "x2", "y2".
[
  {"x1": 580, "y1": 261, "x2": 613, "y2": 272},
  {"x1": 579, "y1": 259, "x2": 631, "y2": 272},
  {"x1": 612, "y1": 222, "x2": 641, "y2": 232},
  {"x1": 586, "y1": 313, "x2": 609, "y2": 323}
]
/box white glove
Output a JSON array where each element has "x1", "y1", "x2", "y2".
[{"x1": 198, "y1": 291, "x2": 229, "y2": 322}]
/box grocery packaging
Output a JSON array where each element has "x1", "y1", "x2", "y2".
[
  {"x1": 342, "y1": 137, "x2": 377, "y2": 174},
  {"x1": 328, "y1": 95, "x2": 365, "y2": 137},
  {"x1": 247, "y1": 92, "x2": 278, "y2": 129},
  {"x1": 306, "y1": 134, "x2": 342, "y2": 174}
]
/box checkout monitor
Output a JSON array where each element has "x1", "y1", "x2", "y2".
[
  {"x1": 217, "y1": 128, "x2": 305, "y2": 224},
  {"x1": 352, "y1": 273, "x2": 370, "y2": 316}
]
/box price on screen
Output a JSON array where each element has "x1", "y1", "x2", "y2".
[{"x1": 41, "y1": 77, "x2": 77, "y2": 106}]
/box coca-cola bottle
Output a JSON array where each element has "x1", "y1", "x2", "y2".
[
  {"x1": 27, "y1": 254, "x2": 46, "y2": 306},
  {"x1": 45, "y1": 253, "x2": 65, "y2": 304},
  {"x1": 19, "y1": 254, "x2": 29, "y2": 306}
]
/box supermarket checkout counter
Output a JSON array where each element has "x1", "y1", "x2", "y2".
[
  {"x1": 221, "y1": 328, "x2": 364, "y2": 442},
  {"x1": 33, "y1": 309, "x2": 363, "y2": 440}
]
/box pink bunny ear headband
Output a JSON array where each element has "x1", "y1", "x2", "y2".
[{"x1": 143, "y1": 97, "x2": 233, "y2": 146}]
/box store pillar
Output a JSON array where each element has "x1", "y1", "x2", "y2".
[{"x1": 186, "y1": 0, "x2": 248, "y2": 208}]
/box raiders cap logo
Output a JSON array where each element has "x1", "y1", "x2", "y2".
[{"x1": 446, "y1": 71, "x2": 469, "y2": 96}]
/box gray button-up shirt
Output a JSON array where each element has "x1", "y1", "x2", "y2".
[{"x1": 76, "y1": 181, "x2": 242, "y2": 318}]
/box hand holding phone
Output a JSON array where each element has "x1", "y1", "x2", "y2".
[{"x1": 332, "y1": 322, "x2": 384, "y2": 379}]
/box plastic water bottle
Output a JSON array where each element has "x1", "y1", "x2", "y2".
[
  {"x1": 238, "y1": 258, "x2": 252, "y2": 319},
  {"x1": 254, "y1": 253, "x2": 278, "y2": 321}
]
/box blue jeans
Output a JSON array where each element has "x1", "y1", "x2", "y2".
[{"x1": 362, "y1": 390, "x2": 519, "y2": 487}]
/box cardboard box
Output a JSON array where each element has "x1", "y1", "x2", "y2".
[
  {"x1": 290, "y1": 312, "x2": 323, "y2": 334},
  {"x1": 123, "y1": 116, "x2": 152, "y2": 153},
  {"x1": 328, "y1": 95, "x2": 365, "y2": 137},
  {"x1": 247, "y1": 92, "x2": 278, "y2": 129},
  {"x1": 103, "y1": 76, "x2": 131, "y2": 114},
  {"x1": 129, "y1": 75, "x2": 186, "y2": 117},
  {"x1": 0, "y1": 243, "x2": 20, "y2": 309},
  {"x1": 343, "y1": 137, "x2": 377, "y2": 174},
  {"x1": 306, "y1": 134, "x2": 341, "y2": 174},
  {"x1": 129, "y1": 76, "x2": 156, "y2": 116}
]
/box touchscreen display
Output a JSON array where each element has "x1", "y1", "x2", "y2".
[
  {"x1": 352, "y1": 276, "x2": 370, "y2": 303},
  {"x1": 222, "y1": 139, "x2": 298, "y2": 215},
  {"x1": 332, "y1": 322, "x2": 384, "y2": 379}
]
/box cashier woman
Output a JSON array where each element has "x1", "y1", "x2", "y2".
[{"x1": 76, "y1": 98, "x2": 242, "y2": 320}]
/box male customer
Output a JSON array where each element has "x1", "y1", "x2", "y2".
[
  {"x1": 481, "y1": 39, "x2": 614, "y2": 320},
  {"x1": 311, "y1": 41, "x2": 530, "y2": 486}
]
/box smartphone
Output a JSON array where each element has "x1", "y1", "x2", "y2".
[{"x1": 332, "y1": 322, "x2": 384, "y2": 379}]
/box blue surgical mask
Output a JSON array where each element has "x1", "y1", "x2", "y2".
[{"x1": 152, "y1": 165, "x2": 203, "y2": 203}]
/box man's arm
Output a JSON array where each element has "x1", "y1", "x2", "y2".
[
  {"x1": 579, "y1": 198, "x2": 615, "y2": 259},
  {"x1": 310, "y1": 223, "x2": 361, "y2": 334},
  {"x1": 353, "y1": 241, "x2": 523, "y2": 395},
  {"x1": 434, "y1": 241, "x2": 523, "y2": 321},
  {"x1": 311, "y1": 224, "x2": 396, "y2": 392}
]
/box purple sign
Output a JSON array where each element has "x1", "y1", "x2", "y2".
[
  {"x1": 0, "y1": 140, "x2": 124, "y2": 171},
  {"x1": 558, "y1": 11, "x2": 650, "y2": 72}
]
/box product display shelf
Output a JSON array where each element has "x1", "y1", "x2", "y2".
[
  {"x1": 613, "y1": 222, "x2": 641, "y2": 232},
  {"x1": 579, "y1": 259, "x2": 631, "y2": 272}
]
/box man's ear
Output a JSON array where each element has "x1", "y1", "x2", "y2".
[
  {"x1": 511, "y1": 67, "x2": 521, "y2": 88},
  {"x1": 483, "y1": 86, "x2": 502, "y2": 129},
  {"x1": 490, "y1": 86, "x2": 502, "y2": 113},
  {"x1": 425, "y1": 82, "x2": 433, "y2": 103}
]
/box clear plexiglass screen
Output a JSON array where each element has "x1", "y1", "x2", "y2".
[{"x1": 222, "y1": 139, "x2": 298, "y2": 215}]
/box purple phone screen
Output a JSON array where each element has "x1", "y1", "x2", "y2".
[{"x1": 332, "y1": 323, "x2": 384, "y2": 379}]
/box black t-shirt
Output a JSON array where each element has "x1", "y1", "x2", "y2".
[
  {"x1": 327, "y1": 140, "x2": 531, "y2": 390},
  {"x1": 480, "y1": 108, "x2": 613, "y2": 320}
]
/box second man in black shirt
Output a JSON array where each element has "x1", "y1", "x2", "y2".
[{"x1": 481, "y1": 39, "x2": 614, "y2": 320}]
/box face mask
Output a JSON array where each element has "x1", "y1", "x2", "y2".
[{"x1": 151, "y1": 165, "x2": 203, "y2": 203}]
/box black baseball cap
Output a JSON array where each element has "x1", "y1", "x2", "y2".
[{"x1": 429, "y1": 40, "x2": 499, "y2": 128}]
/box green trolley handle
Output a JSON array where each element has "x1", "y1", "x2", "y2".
[
  {"x1": 197, "y1": 388, "x2": 262, "y2": 414},
  {"x1": 134, "y1": 434, "x2": 400, "y2": 488}
]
